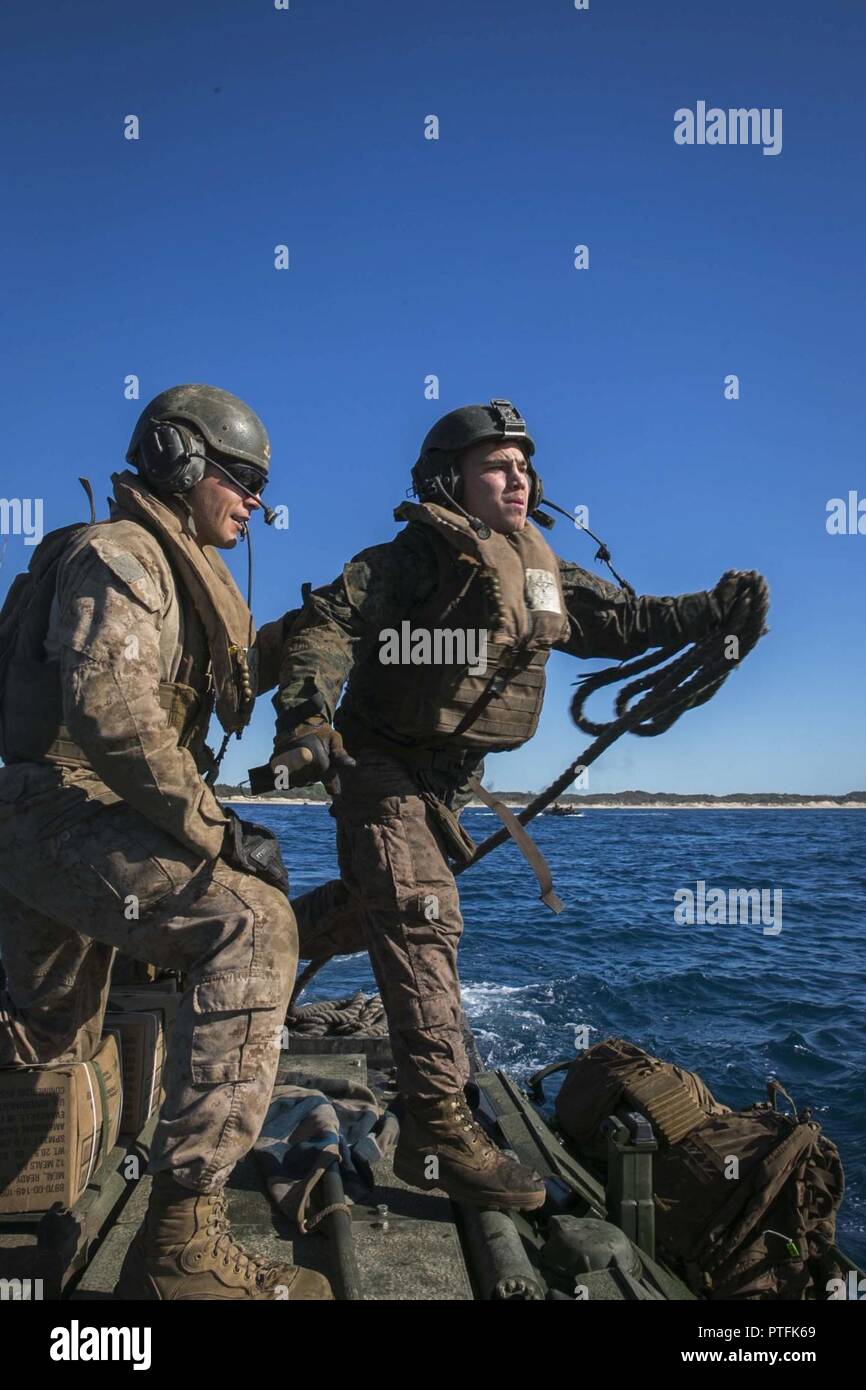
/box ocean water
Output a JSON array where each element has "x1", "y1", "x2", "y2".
[{"x1": 239, "y1": 802, "x2": 866, "y2": 1266}]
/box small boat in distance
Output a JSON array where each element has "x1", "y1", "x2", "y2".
[{"x1": 542, "y1": 803, "x2": 584, "y2": 818}]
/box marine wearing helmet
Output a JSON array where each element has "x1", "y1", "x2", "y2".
[{"x1": 269, "y1": 398, "x2": 764, "y2": 1212}]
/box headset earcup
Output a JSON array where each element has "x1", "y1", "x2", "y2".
[
  {"x1": 136, "y1": 423, "x2": 205, "y2": 492},
  {"x1": 174, "y1": 433, "x2": 206, "y2": 491},
  {"x1": 135, "y1": 426, "x2": 171, "y2": 485},
  {"x1": 529, "y1": 468, "x2": 543, "y2": 512}
]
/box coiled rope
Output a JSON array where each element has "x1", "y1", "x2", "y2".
[
  {"x1": 456, "y1": 569, "x2": 770, "y2": 873},
  {"x1": 285, "y1": 990, "x2": 390, "y2": 1037}
]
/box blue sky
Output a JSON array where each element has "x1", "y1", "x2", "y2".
[{"x1": 2, "y1": 0, "x2": 864, "y2": 793}]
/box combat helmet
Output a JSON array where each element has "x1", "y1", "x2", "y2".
[
  {"x1": 412, "y1": 399, "x2": 543, "y2": 514},
  {"x1": 126, "y1": 384, "x2": 271, "y2": 495}
]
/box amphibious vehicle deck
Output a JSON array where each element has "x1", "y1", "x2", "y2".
[{"x1": 1, "y1": 1014, "x2": 860, "y2": 1302}]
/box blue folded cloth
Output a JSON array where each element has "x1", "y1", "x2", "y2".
[{"x1": 254, "y1": 1075, "x2": 398, "y2": 1233}]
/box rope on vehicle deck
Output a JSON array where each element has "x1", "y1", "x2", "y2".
[{"x1": 284, "y1": 990, "x2": 390, "y2": 1037}]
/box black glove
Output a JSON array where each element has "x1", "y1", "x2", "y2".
[
  {"x1": 221, "y1": 810, "x2": 289, "y2": 895},
  {"x1": 269, "y1": 718, "x2": 356, "y2": 796},
  {"x1": 711, "y1": 570, "x2": 763, "y2": 629}
]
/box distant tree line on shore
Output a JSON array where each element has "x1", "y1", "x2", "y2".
[
  {"x1": 215, "y1": 784, "x2": 865, "y2": 806},
  {"x1": 540, "y1": 790, "x2": 866, "y2": 805},
  {"x1": 216, "y1": 783, "x2": 331, "y2": 801}
]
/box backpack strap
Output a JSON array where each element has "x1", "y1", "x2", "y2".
[
  {"x1": 700, "y1": 1119, "x2": 818, "y2": 1274},
  {"x1": 623, "y1": 1068, "x2": 707, "y2": 1146},
  {"x1": 6, "y1": 664, "x2": 205, "y2": 766},
  {"x1": 78, "y1": 476, "x2": 97, "y2": 526},
  {"x1": 768, "y1": 1078, "x2": 799, "y2": 1118}
]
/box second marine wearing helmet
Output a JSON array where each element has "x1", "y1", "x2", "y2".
[{"x1": 271, "y1": 399, "x2": 760, "y2": 1211}]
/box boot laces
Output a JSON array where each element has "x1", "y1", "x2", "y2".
[
  {"x1": 204, "y1": 1192, "x2": 269, "y2": 1284},
  {"x1": 448, "y1": 1094, "x2": 491, "y2": 1148}
]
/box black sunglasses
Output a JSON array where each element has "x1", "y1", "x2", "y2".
[{"x1": 206, "y1": 456, "x2": 268, "y2": 496}]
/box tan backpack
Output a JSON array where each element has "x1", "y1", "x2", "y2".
[{"x1": 550, "y1": 1038, "x2": 844, "y2": 1300}]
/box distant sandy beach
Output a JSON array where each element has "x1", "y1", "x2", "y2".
[
  {"x1": 540, "y1": 802, "x2": 866, "y2": 810},
  {"x1": 225, "y1": 796, "x2": 866, "y2": 811},
  {"x1": 227, "y1": 796, "x2": 328, "y2": 806}
]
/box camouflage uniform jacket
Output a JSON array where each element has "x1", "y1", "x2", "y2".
[
  {"x1": 275, "y1": 518, "x2": 722, "y2": 744},
  {"x1": 1, "y1": 519, "x2": 287, "y2": 863}
]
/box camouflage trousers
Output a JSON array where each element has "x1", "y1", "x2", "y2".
[
  {"x1": 0, "y1": 763, "x2": 300, "y2": 1194},
  {"x1": 320, "y1": 748, "x2": 471, "y2": 1101}
]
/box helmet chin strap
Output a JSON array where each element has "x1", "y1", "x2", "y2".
[
  {"x1": 172, "y1": 490, "x2": 201, "y2": 540},
  {"x1": 208, "y1": 503, "x2": 256, "y2": 788}
]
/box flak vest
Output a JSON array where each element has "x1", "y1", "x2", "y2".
[
  {"x1": 341, "y1": 502, "x2": 570, "y2": 755},
  {"x1": 2, "y1": 472, "x2": 256, "y2": 772}
]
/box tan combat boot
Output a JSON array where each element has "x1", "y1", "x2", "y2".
[
  {"x1": 115, "y1": 1172, "x2": 333, "y2": 1301},
  {"x1": 393, "y1": 1092, "x2": 547, "y2": 1210}
]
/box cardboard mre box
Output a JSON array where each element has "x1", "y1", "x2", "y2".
[
  {"x1": 103, "y1": 1009, "x2": 166, "y2": 1134},
  {"x1": 0, "y1": 1033, "x2": 122, "y2": 1214},
  {"x1": 107, "y1": 985, "x2": 180, "y2": 1043}
]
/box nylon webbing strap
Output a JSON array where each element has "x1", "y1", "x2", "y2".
[
  {"x1": 450, "y1": 645, "x2": 534, "y2": 740},
  {"x1": 624, "y1": 1070, "x2": 706, "y2": 1146},
  {"x1": 465, "y1": 776, "x2": 563, "y2": 914},
  {"x1": 37, "y1": 732, "x2": 90, "y2": 765},
  {"x1": 90, "y1": 1057, "x2": 113, "y2": 1174},
  {"x1": 77, "y1": 476, "x2": 97, "y2": 526},
  {"x1": 38, "y1": 681, "x2": 201, "y2": 764}
]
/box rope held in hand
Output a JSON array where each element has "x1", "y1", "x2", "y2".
[{"x1": 456, "y1": 570, "x2": 770, "y2": 874}]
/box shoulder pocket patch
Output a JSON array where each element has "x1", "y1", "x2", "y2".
[{"x1": 90, "y1": 540, "x2": 161, "y2": 612}]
